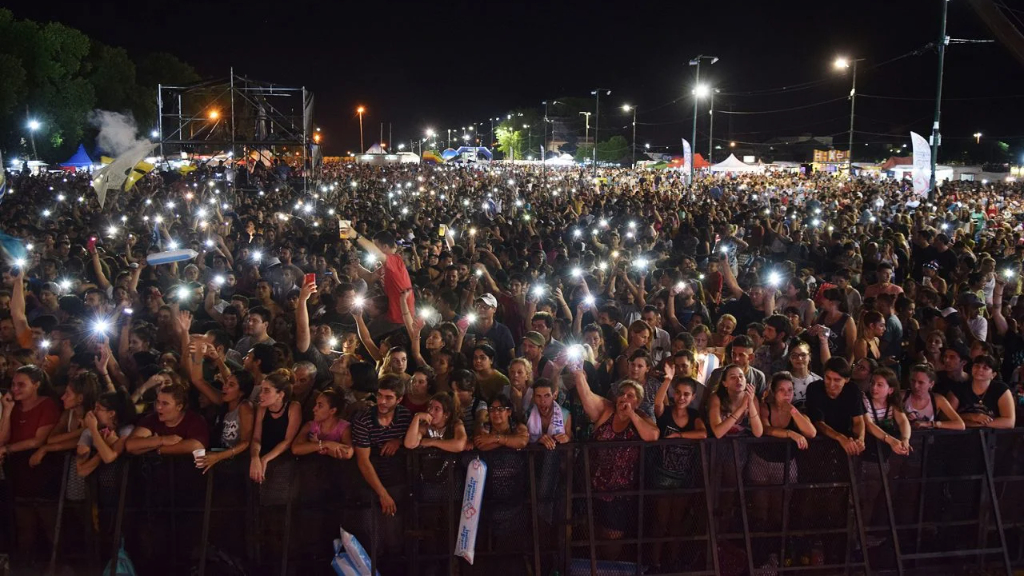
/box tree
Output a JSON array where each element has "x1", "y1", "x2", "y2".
[
  {"x1": 597, "y1": 135, "x2": 630, "y2": 164},
  {"x1": 495, "y1": 125, "x2": 524, "y2": 161},
  {"x1": 0, "y1": 10, "x2": 203, "y2": 161}
]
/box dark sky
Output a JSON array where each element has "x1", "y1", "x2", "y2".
[{"x1": 7, "y1": 0, "x2": 1024, "y2": 160}]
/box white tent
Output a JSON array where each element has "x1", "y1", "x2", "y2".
[{"x1": 710, "y1": 154, "x2": 762, "y2": 173}]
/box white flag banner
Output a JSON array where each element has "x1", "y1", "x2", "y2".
[
  {"x1": 91, "y1": 142, "x2": 156, "y2": 207},
  {"x1": 910, "y1": 131, "x2": 931, "y2": 197},
  {"x1": 681, "y1": 139, "x2": 692, "y2": 180}
]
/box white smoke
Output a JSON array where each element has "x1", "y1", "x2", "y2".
[{"x1": 88, "y1": 110, "x2": 151, "y2": 157}]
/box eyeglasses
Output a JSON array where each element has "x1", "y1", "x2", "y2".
[
  {"x1": 487, "y1": 406, "x2": 510, "y2": 413},
  {"x1": 791, "y1": 353, "x2": 810, "y2": 358}
]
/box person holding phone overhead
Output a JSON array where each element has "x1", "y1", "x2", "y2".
[{"x1": 340, "y1": 220, "x2": 414, "y2": 335}]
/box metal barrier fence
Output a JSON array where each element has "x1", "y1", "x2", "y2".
[{"x1": 0, "y1": 428, "x2": 1020, "y2": 576}]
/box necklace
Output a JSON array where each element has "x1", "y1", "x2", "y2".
[{"x1": 268, "y1": 403, "x2": 286, "y2": 416}]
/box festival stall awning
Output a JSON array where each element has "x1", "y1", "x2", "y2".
[{"x1": 709, "y1": 153, "x2": 762, "y2": 173}]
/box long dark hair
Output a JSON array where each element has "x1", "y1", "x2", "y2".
[
  {"x1": 714, "y1": 364, "x2": 745, "y2": 402},
  {"x1": 869, "y1": 368, "x2": 904, "y2": 413},
  {"x1": 488, "y1": 393, "x2": 519, "y2": 429},
  {"x1": 67, "y1": 372, "x2": 100, "y2": 412},
  {"x1": 96, "y1": 387, "x2": 137, "y2": 428},
  {"x1": 15, "y1": 365, "x2": 54, "y2": 398},
  {"x1": 429, "y1": 392, "x2": 457, "y2": 439}
]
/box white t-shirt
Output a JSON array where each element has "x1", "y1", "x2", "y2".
[{"x1": 789, "y1": 372, "x2": 821, "y2": 405}]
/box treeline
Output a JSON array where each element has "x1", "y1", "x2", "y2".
[{"x1": 0, "y1": 9, "x2": 200, "y2": 162}]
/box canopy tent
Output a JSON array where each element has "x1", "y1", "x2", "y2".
[
  {"x1": 365, "y1": 143, "x2": 385, "y2": 154},
  {"x1": 61, "y1": 144, "x2": 94, "y2": 168},
  {"x1": 710, "y1": 153, "x2": 762, "y2": 173}
]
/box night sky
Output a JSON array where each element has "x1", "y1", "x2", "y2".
[{"x1": 6, "y1": 0, "x2": 1024, "y2": 160}]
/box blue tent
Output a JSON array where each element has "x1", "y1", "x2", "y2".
[{"x1": 61, "y1": 144, "x2": 94, "y2": 168}]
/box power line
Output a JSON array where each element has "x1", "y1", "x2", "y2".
[
  {"x1": 715, "y1": 96, "x2": 848, "y2": 115},
  {"x1": 861, "y1": 93, "x2": 1024, "y2": 101}
]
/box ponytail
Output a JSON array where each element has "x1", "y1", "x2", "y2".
[{"x1": 263, "y1": 368, "x2": 295, "y2": 405}]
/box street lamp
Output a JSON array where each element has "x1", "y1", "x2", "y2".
[
  {"x1": 591, "y1": 89, "x2": 610, "y2": 174},
  {"x1": 622, "y1": 105, "x2": 637, "y2": 166},
  {"x1": 523, "y1": 124, "x2": 531, "y2": 156},
  {"x1": 689, "y1": 55, "x2": 718, "y2": 183},
  {"x1": 356, "y1": 106, "x2": 366, "y2": 152},
  {"x1": 974, "y1": 132, "x2": 982, "y2": 144},
  {"x1": 26, "y1": 119, "x2": 40, "y2": 159},
  {"x1": 834, "y1": 56, "x2": 864, "y2": 177},
  {"x1": 579, "y1": 112, "x2": 592, "y2": 165},
  {"x1": 208, "y1": 110, "x2": 219, "y2": 120}
]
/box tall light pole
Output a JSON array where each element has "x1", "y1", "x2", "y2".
[
  {"x1": 523, "y1": 124, "x2": 531, "y2": 156},
  {"x1": 834, "y1": 57, "x2": 864, "y2": 177},
  {"x1": 689, "y1": 55, "x2": 718, "y2": 183},
  {"x1": 579, "y1": 112, "x2": 591, "y2": 165},
  {"x1": 929, "y1": 0, "x2": 949, "y2": 200},
  {"x1": 708, "y1": 88, "x2": 720, "y2": 164},
  {"x1": 424, "y1": 129, "x2": 434, "y2": 157},
  {"x1": 591, "y1": 89, "x2": 610, "y2": 174},
  {"x1": 26, "y1": 119, "x2": 40, "y2": 160},
  {"x1": 622, "y1": 105, "x2": 636, "y2": 167},
  {"x1": 356, "y1": 106, "x2": 366, "y2": 153}
]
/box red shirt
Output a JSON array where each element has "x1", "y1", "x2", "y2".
[
  {"x1": 137, "y1": 410, "x2": 210, "y2": 448},
  {"x1": 382, "y1": 253, "x2": 414, "y2": 324},
  {"x1": 8, "y1": 397, "x2": 60, "y2": 497}
]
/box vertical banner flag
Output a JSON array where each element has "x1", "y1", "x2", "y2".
[
  {"x1": 910, "y1": 131, "x2": 931, "y2": 197},
  {"x1": 681, "y1": 139, "x2": 692, "y2": 181}
]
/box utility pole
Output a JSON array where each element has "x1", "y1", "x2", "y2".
[
  {"x1": 591, "y1": 89, "x2": 610, "y2": 175},
  {"x1": 708, "y1": 90, "x2": 718, "y2": 165},
  {"x1": 929, "y1": 0, "x2": 949, "y2": 200},
  {"x1": 356, "y1": 106, "x2": 365, "y2": 153},
  {"x1": 689, "y1": 55, "x2": 718, "y2": 183},
  {"x1": 579, "y1": 112, "x2": 591, "y2": 166}
]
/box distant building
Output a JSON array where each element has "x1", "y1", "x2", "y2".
[{"x1": 757, "y1": 135, "x2": 835, "y2": 163}]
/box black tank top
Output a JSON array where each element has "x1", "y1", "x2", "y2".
[
  {"x1": 260, "y1": 404, "x2": 291, "y2": 456},
  {"x1": 819, "y1": 311, "x2": 850, "y2": 359}
]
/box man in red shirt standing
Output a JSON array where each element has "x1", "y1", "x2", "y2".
[{"x1": 345, "y1": 225, "x2": 414, "y2": 333}]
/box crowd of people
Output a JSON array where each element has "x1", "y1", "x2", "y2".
[{"x1": 0, "y1": 157, "x2": 1021, "y2": 570}]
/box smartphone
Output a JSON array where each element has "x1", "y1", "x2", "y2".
[
  {"x1": 304, "y1": 273, "x2": 316, "y2": 286},
  {"x1": 87, "y1": 237, "x2": 97, "y2": 253},
  {"x1": 438, "y1": 224, "x2": 447, "y2": 238},
  {"x1": 338, "y1": 220, "x2": 354, "y2": 239}
]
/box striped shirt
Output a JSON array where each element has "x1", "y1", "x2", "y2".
[
  {"x1": 352, "y1": 405, "x2": 412, "y2": 449},
  {"x1": 352, "y1": 405, "x2": 412, "y2": 488}
]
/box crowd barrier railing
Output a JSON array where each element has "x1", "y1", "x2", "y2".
[{"x1": 0, "y1": 428, "x2": 1020, "y2": 576}]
